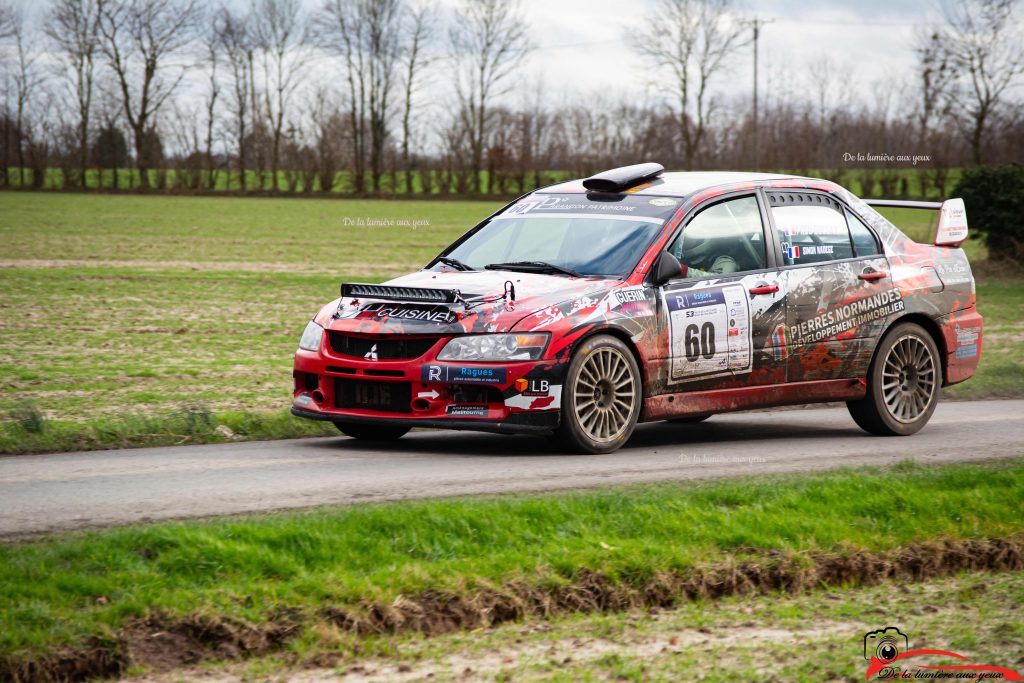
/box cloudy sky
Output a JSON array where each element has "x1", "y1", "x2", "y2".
[
  {"x1": 512, "y1": 0, "x2": 946, "y2": 107},
  {"x1": 11, "y1": 0, "x2": 1006, "y2": 123}
]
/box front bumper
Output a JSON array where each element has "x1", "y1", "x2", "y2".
[
  {"x1": 291, "y1": 331, "x2": 565, "y2": 434},
  {"x1": 290, "y1": 406, "x2": 558, "y2": 435}
]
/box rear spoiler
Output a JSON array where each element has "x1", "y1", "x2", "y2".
[{"x1": 864, "y1": 198, "x2": 968, "y2": 248}]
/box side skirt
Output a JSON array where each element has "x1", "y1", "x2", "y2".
[{"x1": 641, "y1": 379, "x2": 867, "y2": 422}]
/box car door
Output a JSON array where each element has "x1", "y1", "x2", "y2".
[
  {"x1": 765, "y1": 190, "x2": 895, "y2": 382},
  {"x1": 656, "y1": 192, "x2": 790, "y2": 393}
]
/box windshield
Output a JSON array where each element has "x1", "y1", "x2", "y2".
[{"x1": 438, "y1": 193, "x2": 681, "y2": 278}]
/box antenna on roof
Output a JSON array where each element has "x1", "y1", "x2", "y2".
[{"x1": 582, "y1": 162, "x2": 664, "y2": 192}]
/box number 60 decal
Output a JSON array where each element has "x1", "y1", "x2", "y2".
[{"x1": 683, "y1": 322, "x2": 716, "y2": 361}]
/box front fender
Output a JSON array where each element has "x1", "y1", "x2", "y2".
[{"x1": 513, "y1": 284, "x2": 660, "y2": 369}]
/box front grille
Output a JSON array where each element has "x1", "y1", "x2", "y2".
[
  {"x1": 334, "y1": 378, "x2": 412, "y2": 413},
  {"x1": 328, "y1": 333, "x2": 439, "y2": 360}
]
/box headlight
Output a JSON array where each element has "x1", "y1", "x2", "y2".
[
  {"x1": 298, "y1": 320, "x2": 324, "y2": 352},
  {"x1": 437, "y1": 333, "x2": 549, "y2": 361}
]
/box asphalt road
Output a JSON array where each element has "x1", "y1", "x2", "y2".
[{"x1": 1, "y1": 400, "x2": 1021, "y2": 538}]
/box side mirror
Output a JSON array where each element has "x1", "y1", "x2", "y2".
[
  {"x1": 934, "y1": 198, "x2": 968, "y2": 247},
  {"x1": 651, "y1": 251, "x2": 682, "y2": 286}
]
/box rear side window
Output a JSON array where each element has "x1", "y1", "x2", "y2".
[
  {"x1": 846, "y1": 209, "x2": 882, "y2": 257},
  {"x1": 772, "y1": 204, "x2": 854, "y2": 265}
]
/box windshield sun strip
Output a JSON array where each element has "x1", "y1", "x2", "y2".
[{"x1": 490, "y1": 212, "x2": 666, "y2": 225}]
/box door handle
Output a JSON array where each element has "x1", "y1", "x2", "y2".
[
  {"x1": 748, "y1": 284, "x2": 779, "y2": 296},
  {"x1": 858, "y1": 271, "x2": 887, "y2": 282}
]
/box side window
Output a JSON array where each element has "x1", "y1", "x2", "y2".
[
  {"x1": 667, "y1": 195, "x2": 765, "y2": 278},
  {"x1": 846, "y1": 209, "x2": 882, "y2": 257},
  {"x1": 769, "y1": 194, "x2": 854, "y2": 265}
]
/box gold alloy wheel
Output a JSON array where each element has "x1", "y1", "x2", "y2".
[
  {"x1": 572, "y1": 346, "x2": 637, "y2": 442},
  {"x1": 882, "y1": 334, "x2": 937, "y2": 424}
]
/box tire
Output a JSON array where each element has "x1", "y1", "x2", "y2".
[
  {"x1": 847, "y1": 322, "x2": 941, "y2": 436},
  {"x1": 550, "y1": 334, "x2": 642, "y2": 454},
  {"x1": 668, "y1": 414, "x2": 711, "y2": 424},
  {"x1": 334, "y1": 422, "x2": 411, "y2": 441}
]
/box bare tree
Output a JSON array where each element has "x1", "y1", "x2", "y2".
[
  {"x1": 941, "y1": 0, "x2": 1024, "y2": 163},
  {"x1": 0, "y1": 0, "x2": 15, "y2": 39},
  {"x1": 318, "y1": 0, "x2": 402, "y2": 193},
  {"x1": 7, "y1": 9, "x2": 45, "y2": 186},
  {"x1": 251, "y1": 0, "x2": 308, "y2": 192},
  {"x1": 913, "y1": 29, "x2": 958, "y2": 196},
  {"x1": 399, "y1": 3, "x2": 433, "y2": 193},
  {"x1": 98, "y1": 0, "x2": 202, "y2": 189},
  {"x1": 199, "y1": 20, "x2": 221, "y2": 190},
  {"x1": 630, "y1": 0, "x2": 747, "y2": 167},
  {"x1": 46, "y1": 0, "x2": 103, "y2": 188},
  {"x1": 215, "y1": 7, "x2": 253, "y2": 191},
  {"x1": 914, "y1": 30, "x2": 957, "y2": 141},
  {"x1": 306, "y1": 87, "x2": 344, "y2": 192},
  {"x1": 450, "y1": 0, "x2": 531, "y2": 194}
]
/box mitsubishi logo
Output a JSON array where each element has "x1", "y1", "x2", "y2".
[{"x1": 364, "y1": 344, "x2": 378, "y2": 361}]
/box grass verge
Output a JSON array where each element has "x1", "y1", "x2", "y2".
[
  {"x1": 199, "y1": 571, "x2": 1024, "y2": 682},
  {"x1": 1, "y1": 459, "x2": 1022, "y2": 679},
  {"x1": 0, "y1": 406, "x2": 335, "y2": 455}
]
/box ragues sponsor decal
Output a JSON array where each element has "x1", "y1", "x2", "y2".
[
  {"x1": 790, "y1": 289, "x2": 904, "y2": 344},
  {"x1": 422, "y1": 365, "x2": 507, "y2": 384}
]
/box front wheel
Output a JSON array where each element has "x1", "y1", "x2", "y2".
[
  {"x1": 847, "y1": 322, "x2": 940, "y2": 436},
  {"x1": 334, "y1": 422, "x2": 411, "y2": 441},
  {"x1": 550, "y1": 335, "x2": 642, "y2": 454}
]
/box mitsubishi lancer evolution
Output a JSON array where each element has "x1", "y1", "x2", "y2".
[{"x1": 291, "y1": 163, "x2": 982, "y2": 453}]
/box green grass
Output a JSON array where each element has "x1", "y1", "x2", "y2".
[
  {"x1": 1, "y1": 459, "x2": 1022, "y2": 666},
  {"x1": 0, "y1": 194, "x2": 1019, "y2": 454},
  {"x1": 0, "y1": 192, "x2": 499, "y2": 268},
  {"x1": 0, "y1": 193, "x2": 502, "y2": 452},
  {"x1": 291, "y1": 571, "x2": 1024, "y2": 682}
]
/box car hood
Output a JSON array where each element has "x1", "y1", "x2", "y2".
[{"x1": 318, "y1": 269, "x2": 619, "y2": 335}]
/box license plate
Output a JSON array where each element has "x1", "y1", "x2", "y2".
[
  {"x1": 335, "y1": 379, "x2": 411, "y2": 413},
  {"x1": 355, "y1": 382, "x2": 391, "y2": 406}
]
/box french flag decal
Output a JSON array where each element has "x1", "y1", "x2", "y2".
[
  {"x1": 772, "y1": 324, "x2": 789, "y2": 361},
  {"x1": 787, "y1": 245, "x2": 800, "y2": 259}
]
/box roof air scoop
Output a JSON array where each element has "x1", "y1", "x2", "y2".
[{"x1": 581, "y1": 162, "x2": 665, "y2": 192}]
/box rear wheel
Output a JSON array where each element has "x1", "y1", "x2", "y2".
[
  {"x1": 334, "y1": 423, "x2": 410, "y2": 441},
  {"x1": 551, "y1": 335, "x2": 642, "y2": 454},
  {"x1": 847, "y1": 322, "x2": 940, "y2": 436}
]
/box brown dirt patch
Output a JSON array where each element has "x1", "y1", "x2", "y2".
[{"x1": 4, "y1": 535, "x2": 1022, "y2": 682}]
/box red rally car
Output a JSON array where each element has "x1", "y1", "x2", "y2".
[{"x1": 292, "y1": 163, "x2": 982, "y2": 454}]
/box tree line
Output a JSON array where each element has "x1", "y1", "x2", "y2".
[{"x1": 0, "y1": 0, "x2": 1022, "y2": 197}]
